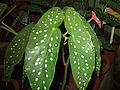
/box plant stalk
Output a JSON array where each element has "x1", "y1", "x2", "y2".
[
  {"x1": 1, "y1": 6, "x2": 16, "y2": 21},
  {"x1": 1, "y1": 22, "x2": 17, "y2": 35},
  {"x1": 61, "y1": 56, "x2": 69, "y2": 90},
  {"x1": 88, "y1": 18, "x2": 93, "y2": 22},
  {"x1": 62, "y1": 47, "x2": 66, "y2": 64}
]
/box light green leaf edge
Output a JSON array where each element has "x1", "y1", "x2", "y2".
[
  {"x1": 4, "y1": 24, "x2": 34, "y2": 81},
  {"x1": 64, "y1": 7, "x2": 95, "y2": 89},
  {"x1": 81, "y1": 16, "x2": 101, "y2": 76},
  {"x1": 25, "y1": 7, "x2": 64, "y2": 90}
]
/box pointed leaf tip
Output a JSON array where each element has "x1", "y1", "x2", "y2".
[
  {"x1": 4, "y1": 24, "x2": 34, "y2": 83},
  {"x1": 64, "y1": 7, "x2": 95, "y2": 89},
  {"x1": 25, "y1": 7, "x2": 64, "y2": 90}
]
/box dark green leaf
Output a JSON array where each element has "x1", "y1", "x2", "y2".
[
  {"x1": 89, "y1": 0, "x2": 100, "y2": 8},
  {"x1": 0, "y1": 3, "x2": 7, "y2": 18},
  {"x1": 60, "y1": 0, "x2": 74, "y2": 6},
  {"x1": 4, "y1": 24, "x2": 34, "y2": 80},
  {"x1": 104, "y1": 25, "x2": 120, "y2": 37},
  {"x1": 25, "y1": 7, "x2": 64, "y2": 90},
  {"x1": 102, "y1": 0, "x2": 120, "y2": 13},
  {"x1": 25, "y1": 0, "x2": 51, "y2": 7},
  {"x1": 94, "y1": 9, "x2": 120, "y2": 26},
  {"x1": 111, "y1": 0, "x2": 120, "y2": 5},
  {"x1": 64, "y1": 7, "x2": 95, "y2": 89},
  {"x1": 20, "y1": 5, "x2": 44, "y2": 14},
  {"x1": 78, "y1": 10, "x2": 91, "y2": 17},
  {"x1": 73, "y1": 2, "x2": 81, "y2": 11},
  {"x1": 114, "y1": 46, "x2": 120, "y2": 72},
  {"x1": 98, "y1": 36, "x2": 114, "y2": 51},
  {"x1": 89, "y1": 0, "x2": 95, "y2": 8},
  {"x1": 16, "y1": 11, "x2": 28, "y2": 25},
  {"x1": 80, "y1": 12, "x2": 101, "y2": 76},
  {"x1": 95, "y1": 0, "x2": 100, "y2": 8}
]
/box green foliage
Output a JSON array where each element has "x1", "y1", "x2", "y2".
[
  {"x1": 0, "y1": 23, "x2": 17, "y2": 35},
  {"x1": 25, "y1": 0, "x2": 51, "y2": 7},
  {"x1": 79, "y1": 8, "x2": 120, "y2": 26},
  {"x1": 20, "y1": 5, "x2": 44, "y2": 14},
  {"x1": 78, "y1": 10, "x2": 91, "y2": 17},
  {"x1": 114, "y1": 46, "x2": 120, "y2": 72},
  {"x1": 0, "y1": 3, "x2": 7, "y2": 19},
  {"x1": 79, "y1": 12, "x2": 101, "y2": 76},
  {"x1": 73, "y1": 1, "x2": 82, "y2": 11},
  {"x1": 4, "y1": 24, "x2": 34, "y2": 80},
  {"x1": 89, "y1": 0, "x2": 100, "y2": 8},
  {"x1": 2, "y1": 0, "x2": 120, "y2": 89},
  {"x1": 25, "y1": 7, "x2": 64, "y2": 90},
  {"x1": 111, "y1": 0, "x2": 120, "y2": 5},
  {"x1": 64, "y1": 7, "x2": 95, "y2": 89},
  {"x1": 17, "y1": 11, "x2": 29, "y2": 25},
  {"x1": 19, "y1": 0, "x2": 120, "y2": 27},
  {"x1": 0, "y1": 5, "x2": 17, "y2": 35},
  {"x1": 22, "y1": 65, "x2": 27, "y2": 83},
  {"x1": 104, "y1": 25, "x2": 120, "y2": 37},
  {"x1": 60, "y1": 0, "x2": 74, "y2": 6},
  {"x1": 102, "y1": 0, "x2": 120, "y2": 13},
  {"x1": 98, "y1": 36, "x2": 114, "y2": 51},
  {"x1": 94, "y1": 9, "x2": 120, "y2": 26},
  {"x1": 4, "y1": 6, "x2": 102, "y2": 90}
]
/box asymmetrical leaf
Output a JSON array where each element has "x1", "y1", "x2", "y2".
[
  {"x1": 0, "y1": 3, "x2": 7, "y2": 18},
  {"x1": 64, "y1": 7, "x2": 95, "y2": 89},
  {"x1": 25, "y1": 7, "x2": 64, "y2": 90},
  {"x1": 4, "y1": 24, "x2": 34, "y2": 80},
  {"x1": 81, "y1": 13, "x2": 101, "y2": 76}
]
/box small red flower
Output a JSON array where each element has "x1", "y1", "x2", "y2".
[{"x1": 92, "y1": 11, "x2": 102, "y2": 28}]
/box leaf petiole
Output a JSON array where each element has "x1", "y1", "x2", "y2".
[
  {"x1": 1, "y1": 6, "x2": 16, "y2": 21},
  {"x1": 1, "y1": 22, "x2": 17, "y2": 35},
  {"x1": 61, "y1": 56, "x2": 70, "y2": 90}
]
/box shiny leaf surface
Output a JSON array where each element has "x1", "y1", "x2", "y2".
[
  {"x1": 25, "y1": 7, "x2": 64, "y2": 90},
  {"x1": 81, "y1": 13, "x2": 101, "y2": 76},
  {"x1": 4, "y1": 24, "x2": 34, "y2": 80},
  {"x1": 64, "y1": 7, "x2": 95, "y2": 89}
]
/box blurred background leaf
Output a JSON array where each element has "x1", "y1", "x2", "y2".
[
  {"x1": 0, "y1": 3, "x2": 7, "y2": 19},
  {"x1": 20, "y1": 5, "x2": 44, "y2": 14}
]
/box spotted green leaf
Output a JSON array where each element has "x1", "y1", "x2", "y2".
[
  {"x1": 64, "y1": 7, "x2": 95, "y2": 89},
  {"x1": 0, "y1": 3, "x2": 7, "y2": 18},
  {"x1": 80, "y1": 14, "x2": 101, "y2": 76},
  {"x1": 25, "y1": 7, "x2": 64, "y2": 90},
  {"x1": 4, "y1": 24, "x2": 34, "y2": 80}
]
